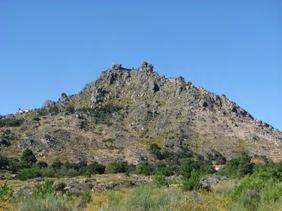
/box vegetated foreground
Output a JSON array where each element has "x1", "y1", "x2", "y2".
[
  {"x1": 1, "y1": 63, "x2": 282, "y2": 210},
  {"x1": 1, "y1": 149, "x2": 282, "y2": 210}
]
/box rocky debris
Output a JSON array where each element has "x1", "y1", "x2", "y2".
[
  {"x1": 54, "y1": 177, "x2": 139, "y2": 195},
  {"x1": 61, "y1": 179, "x2": 97, "y2": 195},
  {"x1": 200, "y1": 175, "x2": 228, "y2": 191}
]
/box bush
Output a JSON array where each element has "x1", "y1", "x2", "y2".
[
  {"x1": 0, "y1": 154, "x2": 9, "y2": 169},
  {"x1": 106, "y1": 161, "x2": 129, "y2": 173},
  {"x1": 154, "y1": 163, "x2": 174, "y2": 177},
  {"x1": 136, "y1": 161, "x2": 154, "y2": 176},
  {"x1": 231, "y1": 174, "x2": 282, "y2": 210},
  {"x1": 51, "y1": 159, "x2": 64, "y2": 169},
  {"x1": 149, "y1": 144, "x2": 164, "y2": 160},
  {"x1": 37, "y1": 161, "x2": 48, "y2": 168},
  {"x1": 18, "y1": 194, "x2": 72, "y2": 211},
  {"x1": 32, "y1": 180, "x2": 54, "y2": 198},
  {"x1": 182, "y1": 169, "x2": 201, "y2": 191},
  {"x1": 53, "y1": 182, "x2": 67, "y2": 192},
  {"x1": 65, "y1": 106, "x2": 75, "y2": 114},
  {"x1": 0, "y1": 182, "x2": 12, "y2": 201},
  {"x1": 207, "y1": 150, "x2": 226, "y2": 164},
  {"x1": 81, "y1": 191, "x2": 92, "y2": 203},
  {"x1": 222, "y1": 152, "x2": 254, "y2": 178},
  {"x1": 154, "y1": 173, "x2": 169, "y2": 187},
  {"x1": 17, "y1": 168, "x2": 42, "y2": 181},
  {"x1": 21, "y1": 149, "x2": 37, "y2": 164},
  {"x1": 75, "y1": 160, "x2": 87, "y2": 171},
  {"x1": 180, "y1": 158, "x2": 213, "y2": 178},
  {"x1": 57, "y1": 167, "x2": 79, "y2": 177},
  {"x1": 0, "y1": 118, "x2": 24, "y2": 127},
  {"x1": 76, "y1": 104, "x2": 121, "y2": 124},
  {"x1": 253, "y1": 161, "x2": 282, "y2": 181},
  {"x1": 7, "y1": 157, "x2": 22, "y2": 172},
  {"x1": 41, "y1": 167, "x2": 56, "y2": 177},
  {"x1": 85, "y1": 162, "x2": 105, "y2": 175}
]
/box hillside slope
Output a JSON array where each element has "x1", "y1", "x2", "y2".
[{"x1": 1, "y1": 62, "x2": 282, "y2": 163}]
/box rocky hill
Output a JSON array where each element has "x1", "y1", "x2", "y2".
[{"x1": 1, "y1": 62, "x2": 282, "y2": 164}]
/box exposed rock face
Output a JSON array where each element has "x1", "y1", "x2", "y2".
[{"x1": 1, "y1": 62, "x2": 282, "y2": 163}]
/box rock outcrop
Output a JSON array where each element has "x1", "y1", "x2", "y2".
[{"x1": 1, "y1": 62, "x2": 282, "y2": 163}]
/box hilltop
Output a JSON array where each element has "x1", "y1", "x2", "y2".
[{"x1": 1, "y1": 62, "x2": 282, "y2": 164}]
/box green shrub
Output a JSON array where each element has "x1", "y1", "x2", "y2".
[
  {"x1": 75, "y1": 160, "x2": 87, "y2": 171},
  {"x1": 154, "y1": 173, "x2": 169, "y2": 187},
  {"x1": 36, "y1": 161, "x2": 48, "y2": 168},
  {"x1": 21, "y1": 149, "x2": 37, "y2": 164},
  {"x1": 17, "y1": 194, "x2": 72, "y2": 211},
  {"x1": 7, "y1": 157, "x2": 22, "y2": 172},
  {"x1": 154, "y1": 163, "x2": 174, "y2": 176},
  {"x1": 0, "y1": 154, "x2": 9, "y2": 169},
  {"x1": 53, "y1": 182, "x2": 67, "y2": 192},
  {"x1": 85, "y1": 162, "x2": 105, "y2": 175},
  {"x1": 106, "y1": 161, "x2": 129, "y2": 173},
  {"x1": 64, "y1": 161, "x2": 77, "y2": 169},
  {"x1": 57, "y1": 166, "x2": 79, "y2": 177},
  {"x1": 136, "y1": 161, "x2": 154, "y2": 175},
  {"x1": 180, "y1": 158, "x2": 213, "y2": 178},
  {"x1": 222, "y1": 152, "x2": 254, "y2": 178},
  {"x1": 253, "y1": 161, "x2": 282, "y2": 181},
  {"x1": 182, "y1": 169, "x2": 201, "y2": 191},
  {"x1": 41, "y1": 167, "x2": 56, "y2": 177},
  {"x1": 76, "y1": 104, "x2": 121, "y2": 124},
  {"x1": 0, "y1": 118, "x2": 24, "y2": 127},
  {"x1": 0, "y1": 182, "x2": 12, "y2": 201},
  {"x1": 149, "y1": 144, "x2": 164, "y2": 160},
  {"x1": 51, "y1": 159, "x2": 64, "y2": 169},
  {"x1": 231, "y1": 174, "x2": 282, "y2": 210},
  {"x1": 17, "y1": 168, "x2": 42, "y2": 181},
  {"x1": 32, "y1": 180, "x2": 54, "y2": 198},
  {"x1": 207, "y1": 150, "x2": 226, "y2": 164},
  {"x1": 81, "y1": 191, "x2": 92, "y2": 203},
  {"x1": 65, "y1": 106, "x2": 75, "y2": 114}
]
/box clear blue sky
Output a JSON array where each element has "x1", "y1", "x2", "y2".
[{"x1": 0, "y1": 1, "x2": 281, "y2": 130}]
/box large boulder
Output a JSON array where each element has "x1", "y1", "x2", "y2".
[{"x1": 200, "y1": 175, "x2": 228, "y2": 191}]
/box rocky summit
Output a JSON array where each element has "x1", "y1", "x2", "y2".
[{"x1": 1, "y1": 62, "x2": 282, "y2": 164}]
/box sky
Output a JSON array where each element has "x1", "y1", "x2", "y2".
[{"x1": 0, "y1": 0, "x2": 281, "y2": 130}]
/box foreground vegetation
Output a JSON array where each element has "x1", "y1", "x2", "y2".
[{"x1": 1, "y1": 147, "x2": 282, "y2": 210}]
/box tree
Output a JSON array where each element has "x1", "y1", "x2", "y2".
[{"x1": 21, "y1": 149, "x2": 37, "y2": 164}]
